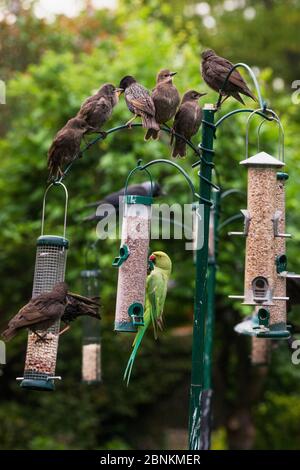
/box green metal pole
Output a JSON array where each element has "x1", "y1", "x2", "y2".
[
  {"x1": 200, "y1": 189, "x2": 220, "y2": 450},
  {"x1": 188, "y1": 104, "x2": 216, "y2": 450}
]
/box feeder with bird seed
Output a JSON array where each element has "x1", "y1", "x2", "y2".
[
  {"x1": 113, "y1": 169, "x2": 153, "y2": 332},
  {"x1": 19, "y1": 183, "x2": 69, "y2": 391},
  {"x1": 81, "y1": 251, "x2": 102, "y2": 384}
]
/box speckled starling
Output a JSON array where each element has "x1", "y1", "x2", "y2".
[
  {"x1": 119, "y1": 75, "x2": 160, "y2": 139},
  {"x1": 145, "y1": 69, "x2": 180, "y2": 140},
  {"x1": 47, "y1": 117, "x2": 88, "y2": 180},
  {"x1": 1, "y1": 282, "x2": 68, "y2": 341},
  {"x1": 171, "y1": 90, "x2": 206, "y2": 158},
  {"x1": 201, "y1": 49, "x2": 257, "y2": 105},
  {"x1": 77, "y1": 83, "x2": 121, "y2": 134}
]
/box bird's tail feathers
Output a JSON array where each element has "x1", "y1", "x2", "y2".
[
  {"x1": 232, "y1": 92, "x2": 245, "y2": 105},
  {"x1": 1, "y1": 327, "x2": 16, "y2": 342},
  {"x1": 141, "y1": 113, "x2": 160, "y2": 133},
  {"x1": 144, "y1": 128, "x2": 160, "y2": 141},
  {"x1": 172, "y1": 137, "x2": 186, "y2": 158},
  {"x1": 123, "y1": 327, "x2": 146, "y2": 386}
]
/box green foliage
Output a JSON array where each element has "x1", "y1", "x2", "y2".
[{"x1": 0, "y1": 0, "x2": 300, "y2": 451}]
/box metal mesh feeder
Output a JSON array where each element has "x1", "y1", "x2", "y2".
[
  {"x1": 19, "y1": 182, "x2": 69, "y2": 391},
  {"x1": 81, "y1": 266, "x2": 102, "y2": 384},
  {"x1": 113, "y1": 168, "x2": 153, "y2": 332}
]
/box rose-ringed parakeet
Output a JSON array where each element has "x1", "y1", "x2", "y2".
[{"x1": 123, "y1": 251, "x2": 172, "y2": 385}]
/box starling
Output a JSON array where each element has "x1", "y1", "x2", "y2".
[
  {"x1": 62, "y1": 294, "x2": 100, "y2": 324},
  {"x1": 171, "y1": 90, "x2": 206, "y2": 158},
  {"x1": 201, "y1": 49, "x2": 257, "y2": 106},
  {"x1": 47, "y1": 117, "x2": 88, "y2": 180},
  {"x1": 119, "y1": 76, "x2": 160, "y2": 139},
  {"x1": 83, "y1": 181, "x2": 163, "y2": 222},
  {"x1": 1, "y1": 282, "x2": 68, "y2": 342},
  {"x1": 77, "y1": 83, "x2": 122, "y2": 134},
  {"x1": 145, "y1": 69, "x2": 180, "y2": 140}
]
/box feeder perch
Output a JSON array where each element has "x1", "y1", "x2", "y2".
[
  {"x1": 81, "y1": 268, "x2": 102, "y2": 384},
  {"x1": 228, "y1": 209, "x2": 251, "y2": 237},
  {"x1": 20, "y1": 184, "x2": 69, "y2": 391},
  {"x1": 272, "y1": 211, "x2": 292, "y2": 238},
  {"x1": 239, "y1": 151, "x2": 284, "y2": 306},
  {"x1": 113, "y1": 175, "x2": 152, "y2": 332}
]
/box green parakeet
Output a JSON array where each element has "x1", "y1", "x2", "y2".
[{"x1": 123, "y1": 251, "x2": 172, "y2": 385}]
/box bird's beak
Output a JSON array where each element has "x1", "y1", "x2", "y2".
[
  {"x1": 149, "y1": 254, "x2": 156, "y2": 262},
  {"x1": 199, "y1": 92, "x2": 207, "y2": 97},
  {"x1": 170, "y1": 72, "x2": 177, "y2": 77},
  {"x1": 116, "y1": 88, "x2": 124, "y2": 96}
]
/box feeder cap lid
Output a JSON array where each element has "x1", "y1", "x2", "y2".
[
  {"x1": 125, "y1": 195, "x2": 153, "y2": 206},
  {"x1": 37, "y1": 235, "x2": 69, "y2": 248},
  {"x1": 240, "y1": 151, "x2": 284, "y2": 167}
]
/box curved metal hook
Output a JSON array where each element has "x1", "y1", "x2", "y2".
[
  {"x1": 124, "y1": 160, "x2": 153, "y2": 197},
  {"x1": 257, "y1": 115, "x2": 284, "y2": 162},
  {"x1": 137, "y1": 158, "x2": 213, "y2": 205},
  {"x1": 245, "y1": 108, "x2": 284, "y2": 161},
  {"x1": 41, "y1": 181, "x2": 68, "y2": 238},
  {"x1": 218, "y1": 62, "x2": 265, "y2": 109}
]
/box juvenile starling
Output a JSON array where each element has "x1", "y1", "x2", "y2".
[
  {"x1": 171, "y1": 90, "x2": 206, "y2": 158},
  {"x1": 47, "y1": 117, "x2": 88, "y2": 180},
  {"x1": 145, "y1": 69, "x2": 180, "y2": 140},
  {"x1": 83, "y1": 181, "x2": 163, "y2": 222},
  {"x1": 1, "y1": 282, "x2": 68, "y2": 342},
  {"x1": 62, "y1": 294, "x2": 100, "y2": 324},
  {"x1": 119, "y1": 76, "x2": 160, "y2": 139},
  {"x1": 201, "y1": 49, "x2": 257, "y2": 106},
  {"x1": 77, "y1": 83, "x2": 122, "y2": 134}
]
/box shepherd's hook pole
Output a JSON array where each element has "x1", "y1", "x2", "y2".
[{"x1": 188, "y1": 104, "x2": 216, "y2": 450}]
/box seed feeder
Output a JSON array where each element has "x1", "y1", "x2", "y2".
[
  {"x1": 19, "y1": 183, "x2": 69, "y2": 391},
  {"x1": 113, "y1": 167, "x2": 153, "y2": 332},
  {"x1": 81, "y1": 244, "x2": 102, "y2": 384}
]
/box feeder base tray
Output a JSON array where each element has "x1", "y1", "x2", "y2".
[
  {"x1": 20, "y1": 378, "x2": 55, "y2": 391},
  {"x1": 256, "y1": 329, "x2": 290, "y2": 339},
  {"x1": 114, "y1": 321, "x2": 138, "y2": 333}
]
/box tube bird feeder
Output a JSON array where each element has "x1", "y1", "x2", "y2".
[
  {"x1": 81, "y1": 268, "x2": 102, "y2": 384},
  {"x1": 20, "y1": 183, "x2": 68, "y2": 391},
  {"x1": 241, "y1": 151, "x2": 284, "y2": 306},
  {"x1": 113, "y1": 194, "x2": 152, "y2": 332}
]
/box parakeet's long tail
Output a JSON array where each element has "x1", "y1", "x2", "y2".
[{"x1": 123, "y1": 327, "x2": 147, "y2": 386}]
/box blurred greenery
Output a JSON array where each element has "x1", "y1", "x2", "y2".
[{"x1": 0, "y1": 0, "x2": 300, "y2": 450}]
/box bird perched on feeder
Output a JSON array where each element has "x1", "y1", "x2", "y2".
[
  {"x1": 1, "y1": 283, "x2": 101, "y2": 341},
  {"x1": 83, "y1": 181, "x2": 164, "y2": 222},
  {"x1": 123, "y1": 251, "x2": 172, "y2": 385},
  {"x1": 119, "y1": 75, "x2": 160, "y2": 139},
  {"x1": 171, "y1": 90, "x2": 206, "y2": 158},
  {"x1": 1, "y1": 282, "x2": 68, "y2": 342},
  {"x1": 201, "y1": 49, "x2": 257, "y2": 106},
  {"x1": 77, "y1": 83, "x2": 122, "y2": 135},
  {"x1": 47, "y1": 117, "x2": 89, "y2": 181},
  {"x1": 145, "y1": 69, "x2": 180, "y2": 141}
]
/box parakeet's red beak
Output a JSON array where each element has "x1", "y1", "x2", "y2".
[{"x1": 149, "y1": 254, "x2": 156, "y2": 261}]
